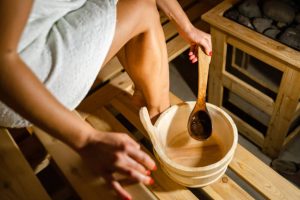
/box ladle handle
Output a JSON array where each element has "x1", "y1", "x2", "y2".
[
  {"x1": 197, "y1": 47, "x2": 211, "y2": 108},
  {"x1": 139, "y1": 107, "x2": 158, "y2": 145}
]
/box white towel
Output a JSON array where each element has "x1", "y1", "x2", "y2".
[{"x1": 0, "y1": 0, "x2": 117, "y2": 127}]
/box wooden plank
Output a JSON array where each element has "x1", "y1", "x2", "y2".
[
  {"x1": 222, "y1": 71, "x2": 274, "y2": 116},
  {"x1": 202, "y1": 0, "x2": 300, "y2": 71},
  {"x1": 97, "y1": 57, "x2": 123, "y2": 83},
  {"x1": 264, "y1": 69, "x2": 300, "y2": 157},
  {"x1": 0, "y1": 129, "x2": 51, "y2": 200},
  {"x1": 230, "y1": 47, "x2": 278, "y2": 94},
  {"x1": 221, "y1": 107, "x2": 264, "y2": 148},
  {"x1": 163, "y1": 2, "x2": 214, "y2": 40},
  {"x1": 87, "y1": 107, "x2": 198, "y2": 200},
  {"x1": 168, "y1": 92, "x2": 300, "y2": 199},
  {"x1": 208, "y1": 27, "x2": 227, "y2": 106},
  {"x1": 202, "y1": 174, "x2": 254, "y2": 200},
  {"x1": 35, "y1": 119, "x2": 156, "y2": 200},
  {"x1": 230, "y1": 145, "x2": 300, "y2": 200},
  {"x1": 34, "y1": 127, "x2": 120, "y2": 200},
  {"x1": 227, "y1": 37, "x2": 286, "y2": 72},
  {"x1": 283, "y1": 125, "x2": 300, "y2": 148},
  {"x1": 228, "y1": 91, "x2": 270, "y2": 127},
  {"x1": 77, "y1": 72, "x2": 133, "y2": 115},
  {"x1": 108, "y1": 89, "x2": 254, "y2": 199}
]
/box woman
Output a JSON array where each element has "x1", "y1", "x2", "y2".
[{"x1": 0, "y1": 0, "x2": 211, "y2": 199}]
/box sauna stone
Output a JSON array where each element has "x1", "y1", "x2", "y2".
[
  {"x1": 253, "y1": 18, "x2": 273, "y2": 33},
  {"x1": 279, "y1": 28, "x2": 300, "y2": 50},
  {"x1": 263, "y1": 0, "x2": 295, "y2": 24},
  {"x1": 238, "y1": 15, "x2": 254, "y2": 29},
  {"x1": 238, "y1": 0, "x2": 261, "y2": 18},
  {"x1": 264, "y1": 28, "x2": 281, "y2": 39},
  {"x1": 224, "y1": 9, "x2": 240, "y2": 21}
]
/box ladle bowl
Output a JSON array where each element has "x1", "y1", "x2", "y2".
[{"x1": 140, "y1": 101, "x2": 238, "y2": 187}]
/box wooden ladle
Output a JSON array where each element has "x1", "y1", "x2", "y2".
[{"x1": 187, "y1": 47, "x2": 212, "y2": 140}]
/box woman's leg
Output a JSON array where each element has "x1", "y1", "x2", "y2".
[{"x1": 102, "y1": 0, "x2": 170, "y2": 120}]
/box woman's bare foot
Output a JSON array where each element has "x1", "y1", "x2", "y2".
[{"x1": 131, "y1": 89, "x2": 169, "y2": 124}]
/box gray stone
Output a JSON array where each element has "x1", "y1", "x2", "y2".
[
  {"x1": 264, "y1": 28, "x2": 281, "y2": 39},
  {"x1": 238, "y1": 15, "x2": 254, "y2": 29},
  {"x1": 279, "y1": 28, "x2": 300, "y2": 50},
  {"x1": 224, "y1": 9, "x2": 240, "y2": 21},
  {"x1": 296, "y1": 13, "x2": 300, "y2": 24},
  {"x1": 238, "y1": 0, "x2": 261, "y2": 18},
  {"x1": 253, "y1": 18, "x2": 273, "y2": 33},
  {"x1": 263, "y1": 0, "x2": 296, "y2": 24},
  {"x1": 277, "y1": 21, "x2": 288, "y2": 29}
]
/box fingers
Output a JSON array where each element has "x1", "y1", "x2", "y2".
[
  {"x1": 119, "y1": 133, "x2": 141, "y2": 150},
  {"x1": 188, "y1": 29, "x2": 212, "y2": 62},
  {"x1": 127, "y1": 145, "x2": 156, "y2": 171},
  {"x1": 189, "y1": 45, "x2": 198, "y2": 63},
  {"x1": 104, "y1": 174, "x2": 132, "y2": 200}
]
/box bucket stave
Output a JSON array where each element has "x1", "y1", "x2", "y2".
[{"x1": 139, "y1": 101, "x2": 238, "y2": 187}]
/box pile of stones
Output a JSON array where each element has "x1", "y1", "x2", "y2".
[{"x1": 224, "y1": 0, "x2": 300, "y2": 50}]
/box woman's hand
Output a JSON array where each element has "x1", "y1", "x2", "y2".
[
  {"x1": 178, "y1": 25, "x2": 212, "y2": 63},
  {"x1": 156, "y1": 0, "x2": 212, "y2": 63},
  {"x1": 77, "y1": 129, "x2": 156, "y2": 200}
]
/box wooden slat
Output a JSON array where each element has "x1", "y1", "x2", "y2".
[
  {"x1": 108, "y1": 89, "x2": 254, "y2": 199},
  {"x1": 230, "y1": 145, "x2": 300, "y2": 200},
  {"x1": 77, "y1": 72, "x2": 133, "y2": 114},
  {"x1": 163, "y1": 2, "x2": 212, "y2": 40},
  {"x1": 97, "y1": 57, "x2": 123, "y2": 83},
  {"x1": 202, "y1": 0, "x2": 300, "y2": 71},
  {"x1": 208, "y1": 27, "x2": 227, "y2": 106},
  {"x1": 283, "y1": 125, "x2": 300, "y2": 148},
  {"x1": 0, "y1": 129, "x2": 51, "y2": 200},
  {"x1": 222, "y1": 71, "x2": 274, "y2": 116},
  {"x1": 264, "y1": 68, "x2": 300, "y2": 157},
  {"x1": 221, "y1": 107, "x2": 264, "y2": 148},
  {"x1": 34, "y1": 127, "x2": 120, "y2": 200},
  {"x1": 35, "y1": 118, "x2": 157, "y2": 200},
  {"x1": 105, "y1": 72, "x2": 300, "y2": 199},
  {"x1": 202, "y1": 174, "x2": 254, "y2": 200},
  {"x1": 227, "y1": 37, "x2": 286, "y2": 72},
  {"x1": 87, "y1": 107, "x2": 198, "y2": 200},
  {"x1": 230, "y1": 48, "x2": 278, "y2": 94}
]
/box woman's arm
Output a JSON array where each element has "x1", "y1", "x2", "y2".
[
  {"x1": 0, "y1": 0, "x2": 92, "y2": 149},
  {"x1": 156, "y1": 0, "x2": 212, "y2": 61},
  {"x1": 0, "y1": 1, "x2": 155, "y2": 199}
]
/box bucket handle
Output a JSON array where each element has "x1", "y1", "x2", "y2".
[{"x1": 139, "y1": 107, "x2": 159, "y2": 146}]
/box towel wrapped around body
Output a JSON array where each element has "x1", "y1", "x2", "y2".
[{"x1": 0, "y1": 0, "x2": 117, "y2": 127}]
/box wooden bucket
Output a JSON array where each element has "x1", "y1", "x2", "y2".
[{"x1": 140, "y1": 101, "x2": 238, "y2": 187}]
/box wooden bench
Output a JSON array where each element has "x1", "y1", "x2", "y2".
[
  {"x1": 2, "y1": 71, "x2": 300, "y2": 200},
  {"x1": 1, "y1": 0, "x2": 300, "y2": 199}
]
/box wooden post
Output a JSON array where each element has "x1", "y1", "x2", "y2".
[
  {"x1": 263, "y1": 69, "x2": 300, "y2": 158},
  {"x1": 208, "y1": 27, "x2": 227, "y2": 106}
]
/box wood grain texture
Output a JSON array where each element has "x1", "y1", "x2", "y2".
[
  {"x1": 88, "y1": 108, "x2": 198, "y2": 200},
  {"x1": 108, "y1": 86, "x2": 253, "y2": 198},
  {"x1": 202, "y1": 0, "x2": 300, "y2": 70},
  {"x1": 230, "y1": 145, "x2": 300, "y2": 200},
  {"x1": 0, "y1": 129, "x2": 51, "y2": 200},
  {"x1": 203, "y1": 0, "x2": 300, "y2": 158}
]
